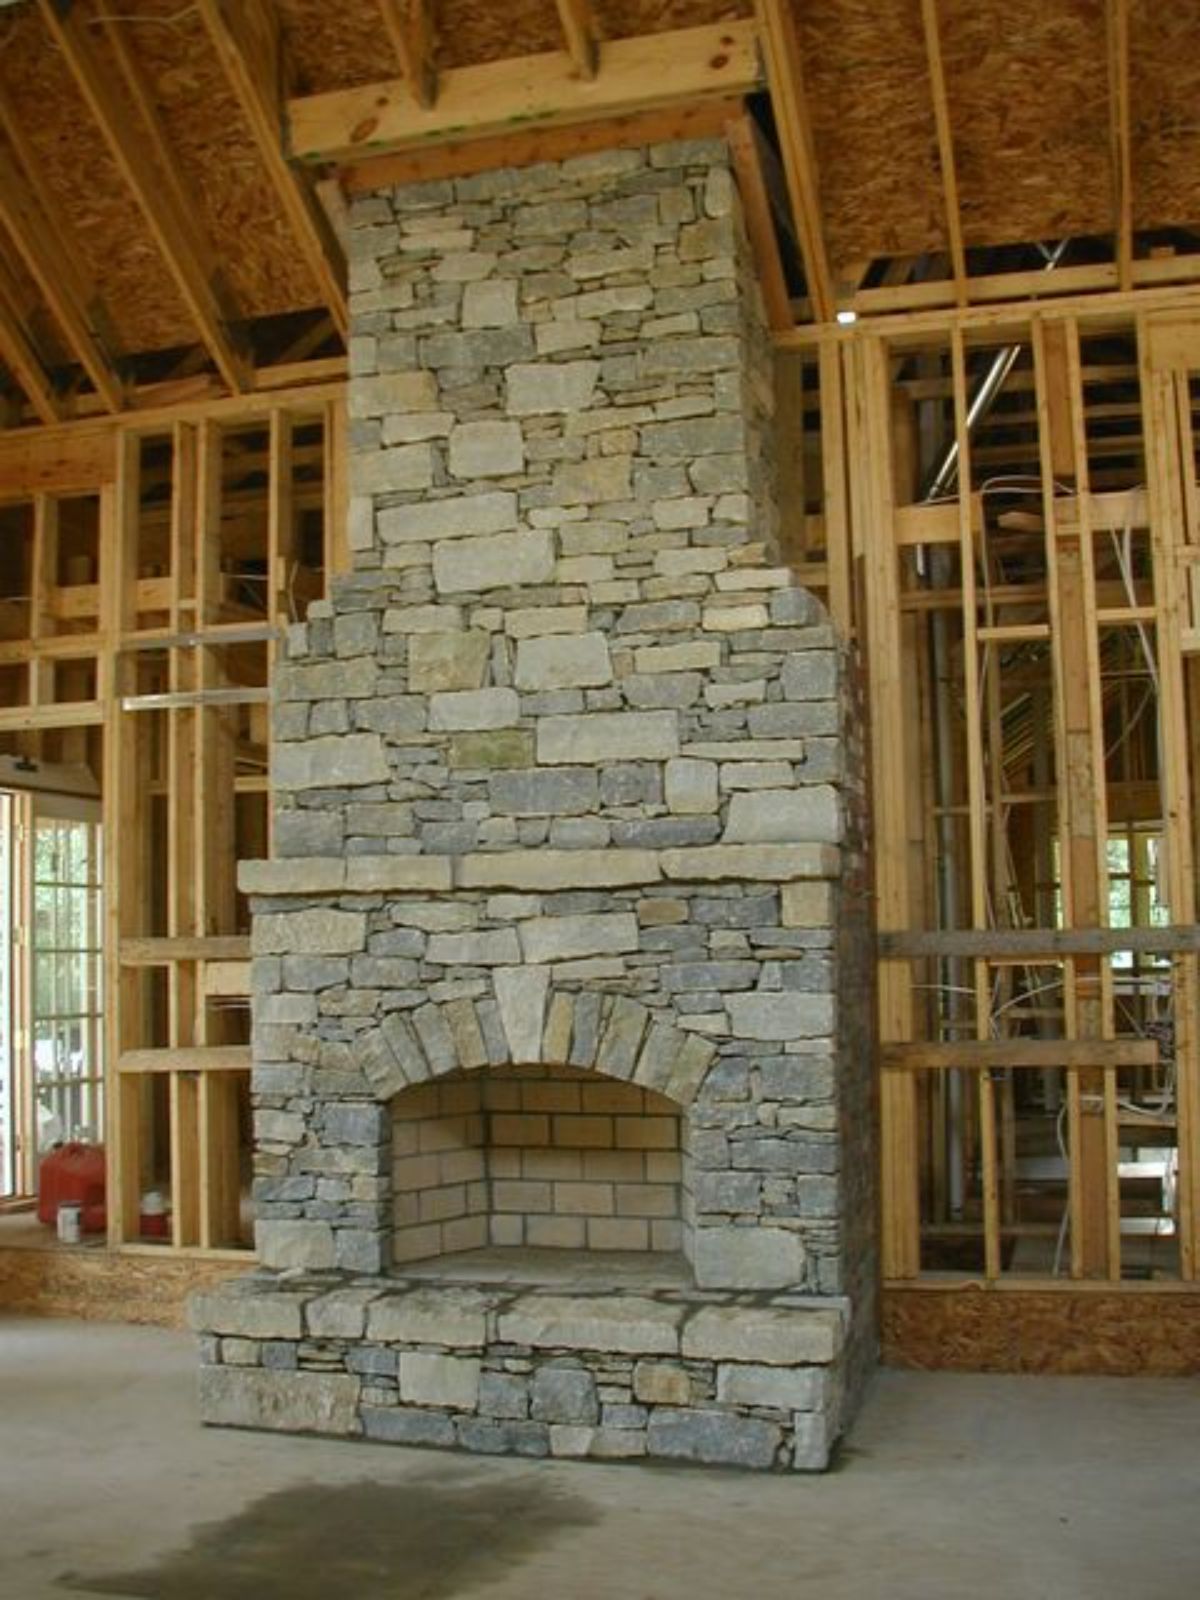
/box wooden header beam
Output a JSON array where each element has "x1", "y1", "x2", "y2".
[
  {"x1": 196, "y1": 0, "x2": 348, "y2": 340},
  {"x1": 39, "y1": 0, "x2": 252, "y2": 394},
  {"x1": 288, "y1": 20, "x2": 761, "y2": 167}
]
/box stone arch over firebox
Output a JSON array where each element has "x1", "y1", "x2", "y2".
[{"x1": 355, "y1": 983, "x2": 717, "y2": 1109}]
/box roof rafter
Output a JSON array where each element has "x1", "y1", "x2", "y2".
[
  {"x1": 918, "y1": 0, "x2": 968, "y2": 305},
  {"x1": 0, "y1": 260, "x2": 63, "y2": 425},
  {"x1": 555, "y1": 0, "x2": 600, "y2": 81},
  {"x1": 1107, "y1": 0, "x2": 1133, "y2": 291},
  {"x1": 0, "y1": 122, "x2": 126, "y2": 412},
  {"x1": 754, "y1": 0, "x2": 834, "y2": 322},
  {"x1": 195, "y1": 0, "x2": 348, "y2": 339},
  {"x1": 377, "y1": 0, "x2": 436, "y2": 108},
  {"x1": 289, "y1": 20, "x2": 761, "y2": 167},
  {"x1": 726, "y1": 115, "x2": 793, "y2": 334},
  {"x1": 38, "y1": 0, "x2": 252, "y2": 394}
]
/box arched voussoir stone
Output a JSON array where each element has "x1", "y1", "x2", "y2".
[{"x1": 353, "y1": 982, "x2": 718, "y2": 1107}]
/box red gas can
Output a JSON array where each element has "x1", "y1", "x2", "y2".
[{"x1": 37, "y1": 1143, "x2": 107, "y2": 1235}]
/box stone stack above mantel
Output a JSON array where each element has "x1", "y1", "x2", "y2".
[{"x1": 192, "y1": 135, "x2": 876, "y2": 1471}]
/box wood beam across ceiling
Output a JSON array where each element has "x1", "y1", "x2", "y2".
[
  {"x1": 38, "y1": 0, "x2": 253, "y2": 394},
  {"x1": 754, "y1": 1, "x2": 833, "y2": 323},
  {"x1": 288, "y1": 20, "x2": 761, "y2": 168},
  {"x1": 0, "y1": 123, "x2": 126, "y2": 412},
  {"x1": 196, "y1": 0, "x2": 348, "y2": 340},
  {"x1": 378, "y1": 0, "x2": 437, "y2": 108}
]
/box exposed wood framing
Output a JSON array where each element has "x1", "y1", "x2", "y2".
[
  {"x1": 39, "y1": 0, "x2": 252, "y2": 393},
  {"x1": 0, "y1": 123, "x2": 126, "y2": 411},
  {"x1": 1107, "y1": 0, "x2": 1133, "y2": 292},
  {"x1": 754, "y1": 0, "x2": 834, "y2": 322},
  {"x1": 195, "y1": 0, "x2": 349, "y2": 339},
  {"x1": 289, "y1": 20, "x2": 761, "y2": 166},
  {"x1": 726, "y1": 115, "x2": 793, "y2": 335},
  {"x1": 555, "y1": 0, "x2": 600, "y2": 80},
  {"x1": 377, "y1": 0, "x2": 437, "y2": 108},
  {"x1": 0, "y1": 266, "x2": 63, "y2": 424},
  {"x1": 918, "y1": 0, "x2": 967, "y2": 302}
]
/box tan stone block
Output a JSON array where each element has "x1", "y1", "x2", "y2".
[
  {"x1": 616, "y1": 1183, "x2": 678, "y2": 1218},
  {"x1": 552, "y1": 1114, "x2": 613, "y2": 1148},
  {"x1": 490, "y1": 1213, "x2": 524, "y2": 1246},
  {"x1": 581, "y1": 1081, "x2": 644, "y2": 1114},
  {"x1": 392, "y1": 1084, "x2": 439, "y2": 1119},
  {"x1": 394, "y1": 1223, "x2": 443, "y2": 1263},
  {"x1": 525, "y1": 1215, "x2": 586, "y2": 1249},
  {"x1": 492, "y1": 1179, "x2": 553, "y2": 1212},
  {"x1": 488, "y1": 1148, "x2": 522, "y2": 1179},
  {"x1": 408, "y1": 630, "x2": 491, "y2": 693},
  {"x1": 637, "y1": 897, "x2": 688, "y2": 926},
  {"x1": 419, "y1": 1185, "x2": 467, "y2": 1223},
  {"x1": 439, "y1": 1149, "x2": 486, "y2": 1185},
  {"x1": 521, "y1": 1080, "x2": 581, "y2": 1113},
  {"x1": 437, "y1": 1079, "x2": 483, "y2": 1115},
  {"x1": 521, "y1": 1148, "x2": 583, "y2": 1182},
  {"x1": 553, "y1": 1181, "x2": 615, "y2": 1216},
  {"x1": 582, "y1": 1149, "x2": 646, "y2": 1182},
  {"x1": 587, "y1": 1218, "x2": 650, "y2": 1251},
  {"x1": 615, "y1": 1116, "x2": 678, "y2": 1150},
  {"x1": 491, "y1": 1113, "x2": 550, "y2": 1146},
  {"x1": 394, "y1": 1154, "x2": 440, "y2": 1191},
  {"x1": 645, "y1": 1151, "x2": 683, "y2": 1183},
  {"x1": 780, "y1": 881, "x2": 834, "y2": 928},
  {"x1": 443, "y1": 1214, "x2": 489, "y2": 1254},
  {"x1": 418, "y1": 1116, "x2": 479, "y2": 1154},
  {"x1": 633, "y1": 1361, "x2": 692, "y2": 1405}
]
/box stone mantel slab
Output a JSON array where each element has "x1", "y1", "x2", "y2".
[{"x1": 238, "y1": 843, "x2": 841, "y2": 899}]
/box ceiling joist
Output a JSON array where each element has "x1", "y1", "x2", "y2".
[
  {"x1": 378, "y1": 0, "x2": 437, "y2": 109},
  {"x1": 0, "y1": 130, "x2": 126, "y2": 412},
  {"x1": 754, "y1": 0, "x2": 834, "y2": 323},
  {"x1": 38, "y1": 0, "x2": 253, "y2": 394},
  {"x1": 195, "y1": 0, "x2": 348, "y2": 340},
  {"x1": 288, "y1": 19, "x2": 761, "y2": 167}
]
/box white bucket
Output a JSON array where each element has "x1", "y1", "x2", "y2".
[{"x1": 56, "y1": 1203, "x2": 82, "y2": 1245}]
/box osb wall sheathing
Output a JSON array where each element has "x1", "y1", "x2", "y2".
[
  {"x1": 0, "y1": 1243, "x2": 238, "y2": 1330},
  {"x1": 884, "y1": 1288, "x2": 1200, "y2": 1377}
]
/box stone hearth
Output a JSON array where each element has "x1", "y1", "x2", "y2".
[{"x1": 191, "y1": 136, "x2": 876, "y2": 1471}]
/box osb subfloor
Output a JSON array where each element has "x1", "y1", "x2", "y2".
[{"x1": 3, "y1": 1315, "x2": 1199, "y2": 1600}]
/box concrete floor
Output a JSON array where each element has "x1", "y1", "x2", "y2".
[{"x1": 1, "y1": 1315, "x2": 1198, "y2": 1600}]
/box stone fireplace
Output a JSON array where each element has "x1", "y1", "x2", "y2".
[{"x1": 191, "y1": 136, "x2": 876, "y2": 1470}]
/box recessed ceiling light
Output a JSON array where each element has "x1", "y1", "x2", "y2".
[{"x1": 836, "y1": 309, "x2": 858, "y2": 326}]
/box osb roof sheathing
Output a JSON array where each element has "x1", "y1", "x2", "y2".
[
  {"x1": 939, "y1": 0, "x2": 1113, "y2": 250},
  {"x1": 798, "y1": 0, "x2": 947, "y2": 277},
  {"x1": 1, "y1": 0, "x2": 1200, "y2": 380}
]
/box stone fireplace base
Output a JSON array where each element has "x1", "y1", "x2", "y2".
[{"x1": 192, "y1": 1266, "x2": 849, "y2": 1470}]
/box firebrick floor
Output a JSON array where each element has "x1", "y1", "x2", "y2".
[{"x1": 1, "y1": 1314, "x2": 1197, "y2": 1600}]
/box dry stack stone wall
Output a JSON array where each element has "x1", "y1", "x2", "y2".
[{"x1": 193, "y1": 138, "x2": 877, "y2": 1471}]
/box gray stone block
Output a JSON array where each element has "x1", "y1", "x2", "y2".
[
  {"x1": 199, "y1": 1367, "x2": 360, "y2": 1436},
  {"x1": 362, "y1": 1406, "x2": 456, "y2": 1448},
  {"x1": 646, "y1": 1409, "x2": 781, "y2": 1469},
  {"x1": 531, "y1": 1365, "x2": 600, "y2": 1426}
]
